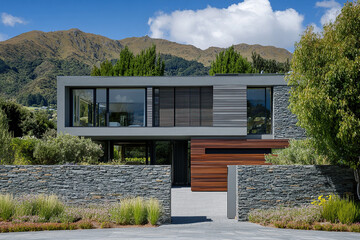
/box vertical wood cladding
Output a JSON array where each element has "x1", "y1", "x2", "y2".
[
  {"x1": 175, "y1": 88, "x2": 191, "y2": 126},
  {"x1": 213, "y1": 85, "x2": 246, "y2": 127},
  {"x1": 156, "y1": 87, "x2": 213, "y2": 127},
  {"x1": 190, "y1": 139, "x2": 289, "y2": 191},
  {"x1": 201, "y1": 87, "x2": 213, "y2": 126},
  {"x1": 190, "y1": 87, "x2": 201, "y2": 126},
  {"x1": 147, "y1": 87, "x2": 152, "y2": 127},
  {"x1": 159, "y1": 88, "x2": 174, "y2": 127}
]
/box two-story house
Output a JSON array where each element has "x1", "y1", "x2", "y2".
[{"x1": 57, "y1": 75, "x2": 305, "y2": 191}]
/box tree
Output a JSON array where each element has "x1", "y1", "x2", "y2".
[
  {"x1": 22, "y1": 110, "x2": 56, "y2": 138},
  {"x1": 91, "y1": 45, "x2": 165, "y2": 76},
  {"x1": 209, "y1": 46, "x2": 253, "y2": 75},
  {"x1": 113, "y1": 46, "x2": 134, "y2": 76},
  {"x1": 251, "y1": 52, "x2": 290, "y2": 73},
  {"x1": 0, "y1": 110, "x2": 14, "y2": 164},
  {"x1": 287, "y1": 2, "x2": 360, "y2": 171},
  {"x1": 0, "y1": 98, "x2": 29, "y2": 137}
]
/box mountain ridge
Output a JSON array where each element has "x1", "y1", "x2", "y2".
[
  {"x1": 0, "y1": 28, "x2": 292, "y2": 67},
  {"x1": 0, "y1": 28, "x2": 292, "y2": 105}
]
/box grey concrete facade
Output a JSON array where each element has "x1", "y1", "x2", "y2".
[
  {"x1": 0, "y1": 165, "x2": 171, "y2": 223},
  {"x1": 273, "y1": 86, "x2": 306, "y2": 139},
  {"x1": 57, "y1": 75, "x2": 286, "y2": 139},
  {"x1": 235, "y1": 165, "x2": 355, "y2": 221}
]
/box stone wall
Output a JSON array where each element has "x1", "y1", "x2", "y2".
[
  {"x1": 273, "y1": 86, "x2": 306, "y2": 139},
  {"x1": 0, "y1": 165, "x2": 171, "y2": 223},
  {"x1": 236, "y1": 165, "x2": 355, "y2": 221}
]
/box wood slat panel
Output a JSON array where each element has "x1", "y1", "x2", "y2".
[
  {"x1": 190, "y1": 139, "x2": 289, "y2": 192},
  {"x1": 190, "y1": 87, "x2": 200, "y2": 126},
  {"x1": 200, "y1": 87, "x2": 213, "y2": 126},
  {"x1": 159, "y1": 88, "x2": 174, "y2": 126},
  {"x1": 175, "y1": 88, "x2": 190, "y2": 126}
]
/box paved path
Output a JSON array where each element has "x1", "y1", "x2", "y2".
[{"x1": 0, "y1": 187, "x2": 358, "y2": 240}]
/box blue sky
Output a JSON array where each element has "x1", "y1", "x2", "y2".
[{"x1": 0, "y1": 0, "x2": 348, "y2": 51}]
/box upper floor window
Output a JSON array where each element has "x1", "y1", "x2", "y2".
[
  {"x1": 247, "y1": 87, "x2": 272, "y2": 134},
  {"x1": 109, "y1": 89, "x2": 145, "y2": 127},
  {"x1": 73, "y1": 89, "x2": 94, "y2": 127},
  {"x1": 71, "y1": 88, "x2": 145, "y2": 127}
]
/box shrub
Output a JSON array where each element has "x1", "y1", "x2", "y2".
[
  {"x1": 147, "y1": 198, "x2": 161, "y2": 225},
  {"x1": 321, "y1": 195, "x2": 342, "y2": 223},
  {"x1": 133, "y1": 197, "x2": 147, "y2": 225},
  {"x1": 265, "y1": 139, "x2": 329, "y2": 165},
  {"x1": 77, "y1": 221, "x2": 93, "y2": 229},
  {"x1": 12, "y1": 136, "x2": 40, "y2": 164},
  {"x1": 33, "y1": 133, "x2": 103, "y2": 164},
  {"x1": 0, "y1": 194, "x2": 15, "y2": 221},
  {"x1": 319, "y1": 195, "x2": 360, "y2": 224}
]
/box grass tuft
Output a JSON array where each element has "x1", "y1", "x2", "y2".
[
  {"x1": 147, "y1": 198, "x2": 161, "y2": 225},
  {"x1": 0, "y1": 194, "x2": 15, "y2": 221}
]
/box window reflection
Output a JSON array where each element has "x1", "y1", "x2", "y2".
[
  {"x1": 96, "y1": 89, "x2": 107, "y2": 127},
  {"x1": 72, "y1": 89, "x2": 94, "y2": 127},
  {"x1": 247, "y1": 88, "x2": 272, "y2": 134},
  {"x1": 109, "y1": 89, "x2": 145, "y2": 127}
]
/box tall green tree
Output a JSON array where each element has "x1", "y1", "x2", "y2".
[
  {"x1": 91, "y1": 45, "x2": 164, "y2": 76},
  {"x1": 113, "y1": 46, "x2": 134, "y2": 76},
  {"x1": 251, "y1": 52, "x2": 290, "y2": 73},
  {"x1": 287, "y1": 1, "x2": 360, "y2": 170},
  {"x1": 209, "y1": 46, "x2": 253, "y2": 75},
  {"x1": 0, "y1": 110, "x2": 14, "y2": 164}
]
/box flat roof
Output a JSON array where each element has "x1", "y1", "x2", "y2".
[{"x1": 57, "y1": 75, "x2": 287, "y2": 87}]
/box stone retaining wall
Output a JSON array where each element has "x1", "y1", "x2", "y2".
[
  {"x1": 0, "y1": 165, "x2": 171, "y2": 223},
  {"x1": 273, "y1": 86, "x2": 306, "y2": 139},
  {"x1": 236, "y1": 165, "x2": 355, "y2": 221}
]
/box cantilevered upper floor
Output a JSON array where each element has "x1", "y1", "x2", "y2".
[{"x1": 57, "y1": 75, "x2": 305, "y2": 140}]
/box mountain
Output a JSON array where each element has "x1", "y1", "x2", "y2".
[{"x1": 0, "y1": 29, "x2": 292, "y2": 105}]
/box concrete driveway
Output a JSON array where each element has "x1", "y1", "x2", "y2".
[{"x1": 0, "y1": 187, "x2": 358, "y2": 240}]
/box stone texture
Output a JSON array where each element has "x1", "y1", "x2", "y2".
[
  {"x1": 236, "y1": 165, "x2": 355, "y2": 221},
  {"x1": 273, "y1": 86, "x2": 306, "y2": 139},
  {"x1": 0, "y1": 165, "x2": 171, "y2": 223}
]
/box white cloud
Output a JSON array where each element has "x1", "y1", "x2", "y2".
[
  {"x1": 315, "y1": 0, "x2": 342, "y2": 25},
  {"x1": 0, "y1": 33, "x2": 8, "y2": 41},
  {"x1": 316, "y1": 0, "x2": 340, "y2": 8},
  {"x1": 1, "y1": 12, "x2": 27, "y2": 27},
  {"x1": 148, "y1": 0, "x2": 304, "y2": 50}
]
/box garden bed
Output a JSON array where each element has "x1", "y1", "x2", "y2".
[
  {"x1": 248, "y1": 195, "x2": 360, "y2": 233},
  {"x1": 0, "y1": 194, "x2": 162, "y2": 233}
]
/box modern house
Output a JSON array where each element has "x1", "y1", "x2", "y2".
[{"x1": 57, "y1": 75, "x2": 305, "y2": 191}]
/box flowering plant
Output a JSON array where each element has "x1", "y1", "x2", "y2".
[{"x1": 311, "y1": 195, "x2": 332, "y2": 206}]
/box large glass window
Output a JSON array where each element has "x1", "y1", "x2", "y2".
[
  {"x1": 72, "y1": 89, "x2": 94, "y2": 127},
  {"x1": 109, "y1": 89, "x2": 145, "y2": 127},
  {"x1": 96, "y1": 89, "x2": 107, "y2": 127},
  {"x1": 247, "y1": 88, "x2": 272, "y2": 134}
]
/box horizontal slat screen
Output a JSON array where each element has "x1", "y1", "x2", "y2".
[
  {"x1": 213, "y1": 85, "x2": 246, "y2": 127},
  {"x1": 191, "y1": 139, "x2": 289, "y2": 192}
]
